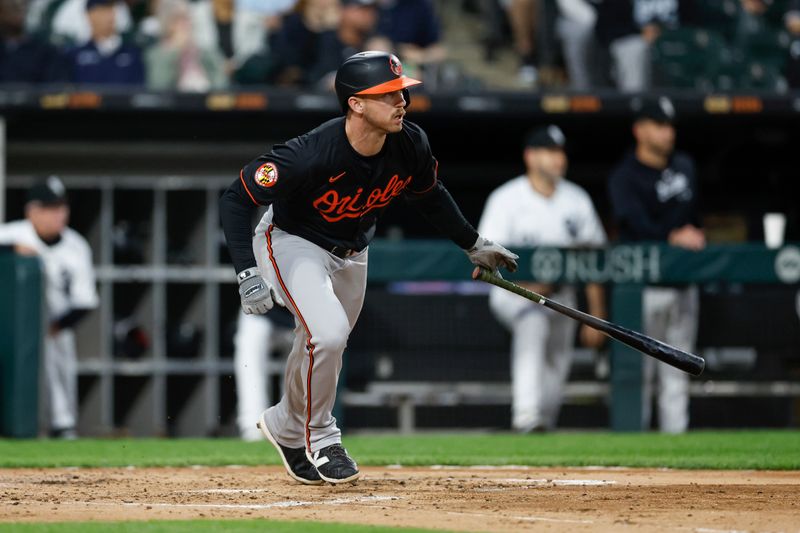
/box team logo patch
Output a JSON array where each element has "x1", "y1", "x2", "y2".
[
  {"x1": 389, "y1": 54, "x2": 403, "y2": 76},
  {"x1": 255, "y1": 163, "x2": 279, "y2": 188}
]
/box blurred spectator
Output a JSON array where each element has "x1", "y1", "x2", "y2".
[
  {"x1": 145, "y1": 0, "x2": 227, "y2": 91},
  {"x1": 256, "y1": 0, "x2": 379, "y2": 87},
  {"x1": 786, "y1": 0, "x2": 800, "y2": 33},
  {"x1": 498, "y1": 0, "x2": 538, "y2": 86},
  {"x1": 479, "y1": 125, "x2": 607, "y2": 432},
  {"x1": 228, "y1": 0, "x2": 296, "y2": 70},
  {"x1": 728, "y1": 0, "x2": 790, "y2": 89},
  {"x1": 608, "y1": 97, "x2": 703, "y2": 433},
  {"x1": 555, "y1": 0, "x2": 596, "y2": 89},
  {"x1": 212, "y1": 0, "x2": 234, "y2": 58},
  {"x1": 65, "y1": 0, "x2": 145, "y2": 85},
  {"x1": 135, "y1": 1, "x2": 219, "y2": 52},
  {"x1": 786, "y1": 0, "x2": 800, "y2": 86},
  {"x1": 0, "y1": 0, "x2": 69, "y2": 83},
  {"x1": 735, "y1": 0, "x2": 775, "y2": 47},
  {"x1": 50, "y1": 0, "x2": 133, "y2": 46},
  {"x1": 22, "y1": 0, "x2": 51, "y2": 34},
  {"x1": 376, "y1": 0, "x2": 446, "y2": 82},
  {"x1": 594, "y1": 0, "x2": 682, "y2": 92},
  {"x1": 264, "y1": 0, "x2": 341, "y2": 86}
]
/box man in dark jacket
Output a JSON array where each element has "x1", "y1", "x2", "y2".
[
  {"x1": 608, "y1": 97, "x2": 704, "y2": 433},
  {"x1": 0, "y1": 0, "x2": 68, "y2": 83},
  {"x1": 66, "y1": 0, "x2": 144, "y2": 85}
]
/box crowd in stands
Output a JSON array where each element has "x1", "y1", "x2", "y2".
[
  {"x1": 1, "y1": 0, "x2": 800, "y2": 92},
  {"x1": 478, "y1": 0, "x2": 800, "y2": 91},
  {"x1": 0, "y1": 0, "x2": 448, "y2": 91}
]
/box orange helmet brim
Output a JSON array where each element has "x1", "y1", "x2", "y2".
[{"x1": 354, "y1": 76, "x2": 423, "y2": 95}]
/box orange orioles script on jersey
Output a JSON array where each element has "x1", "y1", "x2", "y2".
[
  {"x1": 255, "y1": 163, "x2": 279, "y2": 188},
  {"x1": 313, "y1": 174, "x2": 412, "y2": 223}
]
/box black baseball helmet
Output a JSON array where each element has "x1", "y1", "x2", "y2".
[{"x1": 334, "y1": 51, "x2": 422, "y2": 113}]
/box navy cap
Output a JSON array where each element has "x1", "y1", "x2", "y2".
[
  {"x1": 26, "y1": 176, "x2": 68, "y2": 206},
  {"x1": 524, "y1": 125, "x2": 566, "y2": 149},
  {"x1": 86, "y1": 0, "x2": 115, "y2": 10},
  {"x1": 635, "y1": 96, "x2": 676, "y2": 124}
]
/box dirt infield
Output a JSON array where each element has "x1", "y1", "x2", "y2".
[{"x1": 1, "y1": 466, "x2": 799, "y2": 532}]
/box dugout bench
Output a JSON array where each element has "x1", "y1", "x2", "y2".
[{"x1": 351, "y1": 241, "x2": 800, "y2": 431}]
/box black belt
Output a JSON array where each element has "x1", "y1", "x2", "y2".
[{"x1": 278, "y1": 226, "x2": 359, "y2": 259}]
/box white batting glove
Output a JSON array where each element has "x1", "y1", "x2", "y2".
[
  {"x1": 237, "y1": 267, "x2": 285, "y2": 314},
  {"x1": 465, "y1": 236, "x2": 519, "y2": 274}
]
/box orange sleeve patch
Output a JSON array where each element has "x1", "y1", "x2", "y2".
[{"x1": 254, "y1": 162, "x2": 279, "y2": 188}]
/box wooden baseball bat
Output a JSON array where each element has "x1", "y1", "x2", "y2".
[{"x1": 472, "y1": 267, "x2": 705, "y2": 376}]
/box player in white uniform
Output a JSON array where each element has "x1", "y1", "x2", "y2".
[
  {"x1": 478, "y1": 126, "x2": 607, "y2": 432},
  {"x1": 0, "y1": 177, "x2": 98, "y2": 438}
]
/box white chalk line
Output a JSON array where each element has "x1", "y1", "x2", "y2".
[
  {"x1": 493, "y1": 478, "x2": 615, "y2": 486},
  {"x1": 694, "y1": 529, "x2": 751, "y2": 533},
  {"x1": 179, "y1": 488, "x2": 274, "y2": 494},
  {"x1": 68, "y1": 495, "x2": 398, "y2": 511},
  {"x1": 447, "y1": 510, "x2": 593, "y2": 525},
  {"x1": 428, "y1": 465, "x2": 632, "y2": 471},
  {"x1": 474, "y1": 478, "x2": 614, "y2": 492}
]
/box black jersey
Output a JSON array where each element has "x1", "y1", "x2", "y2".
[
  {"x1": 608, "y1": 150, "x2": 701, "y2": 242},
  {"x1": 221, "y1": 117, "x2": 477, "y2": 273}
]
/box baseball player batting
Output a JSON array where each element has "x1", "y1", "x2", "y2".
[{"x1": 220, "y1": 51, "x2": 518, "y2": 485}]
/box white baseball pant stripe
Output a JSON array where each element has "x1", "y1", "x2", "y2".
[{"x1": 253, "y1": 221, "x2": 367, "y2": 455}]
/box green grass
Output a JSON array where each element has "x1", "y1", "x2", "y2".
[
  {"x1": 0, "y1": 521, "x2": 443, "y2": 533},
  {"x1": 1, "y1": 431, "x2": 798, "y2": 470}
]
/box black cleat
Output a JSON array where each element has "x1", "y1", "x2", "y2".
[
  {"x1": 310, "y1": 444, "x2": 360, "y2": 484},
  {"x1": 258, "y1": 412, "x2": 322, "y2": 485}
]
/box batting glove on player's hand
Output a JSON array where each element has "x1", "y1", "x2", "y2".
[
  {"x1": 465, "y1": 236, "x2": 519, "y2": 274},
  {"x1": 237, "y1": 267, "x2": 285, "y2": 314}
]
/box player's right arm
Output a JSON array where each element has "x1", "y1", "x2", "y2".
[
  {"x1": 0, "y1": 221, "x2": 21, "y2": 244},
  {"x1": 219, "y1": 138, "x2": 308, "y2": 313},
  {"x1": 0, "y1": 221, "x2": 37, "y2": 255},
  {"x1": 220, "y1": 139, "x2": 309, "y2": 273}
]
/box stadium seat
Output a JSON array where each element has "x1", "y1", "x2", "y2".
[
  {"x1": 693, "y1": 0, "x2": 740, "y2": 40},
  {"x1": 714, "y1": 60, "x2": 788, "y2": 92},
  {"x1": 651, "y1": 28, "x2": 728, "y2": 90},
  {"x1": 736, "y1": 28, "x2": 791, "y2": 71}
]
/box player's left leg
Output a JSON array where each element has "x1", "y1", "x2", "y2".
[
  {"x1": 330, "y1": 248, "x2": 368, "y2": 331},
  {"x1": 256, "y1": 226, "x2": 362, "y2": 483}
]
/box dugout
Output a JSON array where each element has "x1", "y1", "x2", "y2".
[{"x1": 1, "y1": 87, "x2": 799, "y2": 435}]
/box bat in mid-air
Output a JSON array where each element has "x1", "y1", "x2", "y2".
[{"x1": 472, "y1": 267, "x2": 705, "y2": 376}]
